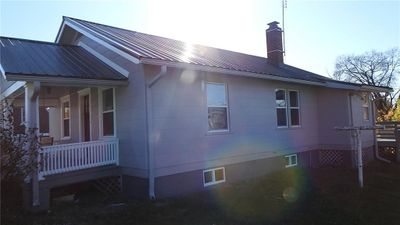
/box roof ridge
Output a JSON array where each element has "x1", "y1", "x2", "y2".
[
  {"x1": 64, "y1": 16, "x2": 139, "y2": 35},
  {"x1": 64, "y1": 16, "x2": 270, "y2": 60},
  {"x1": 0, "y1": 36, "x2": 78, "y2": 47}
]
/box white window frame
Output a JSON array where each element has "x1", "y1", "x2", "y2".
[
  {"x1": 275, "y1": 89, "x2": 288, "y2": 128},
  {"x1": 60, "y1": 95, "x2": 71, "y2": 140},
  {"x1": 203, "y1": 167, "x2": 226, "y2": 187},
  {"x1": 362, "y1": 93, "x2": 370, "y2": 121},
  {"x1": 207, "y1": 82, "x2": 229, "y2": 133},
  {"x1": 285, "y1": 154, "x2": 298, "y2": 168},
  {"x1": 276, "y1": 89, "x2": 301, "y2": 128},
  {"x1": 288, "y1": 90, "x2": 301, "y2": 127},
  {"x1": 98, "y1": 88, "x2": 116, "y2": 138}
]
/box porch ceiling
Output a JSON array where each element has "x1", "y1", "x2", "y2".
[{"x1": 0, "y1": 37, "x2": 128, "y2": 85}]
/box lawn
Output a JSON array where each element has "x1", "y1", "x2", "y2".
[{"x1": 2, "y1": 161, "x2": 400, "y2": 225}]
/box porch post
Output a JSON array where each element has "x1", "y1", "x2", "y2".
[{"x1": 24, "y1": 81, "x2": 40, "y2": 207}]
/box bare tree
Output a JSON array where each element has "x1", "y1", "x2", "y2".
[
  {"x1": 333, "y1": 48, "x2": 400, "y2": 121},
  {"x1": 0, "y1": 100, "x2": 40, "y2": 182}
]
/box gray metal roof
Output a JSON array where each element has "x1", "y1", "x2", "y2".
[
  {"x1": 0, "y1": 37, "x2": 126, "y2": 81},
  {"x1": 64, "y1": 17, "x2": 332, "y2": 84}
]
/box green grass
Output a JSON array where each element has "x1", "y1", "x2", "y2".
[{"x1": 3, "y1": 161, "x2": 400, "y2": 225}]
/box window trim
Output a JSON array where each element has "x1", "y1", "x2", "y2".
[
  {"x1": 288, "y1": 89, "x2": 301, "y2": 127},
  {"x1": 285, "y1": 154, "x2": 298, "y2": 168},
  {"x1": 60, "y1": 95, "x2": 71, "y2": 140},
  {"x1": 78, "y1": 88, "x2": 92, "y2": 142},
  {"x1": 207, "y1": 82, "x2": 230, "y2": 133},
  {"x1": 276, "y1": 89, "x2": 301, "y2": 128},
  {"x1": 275, "y1": 88, "x2": 288, "y2": 128},
  {"x1": 98, "y1": 88, "x2": 116, "y2": 138},
  {"x1": 362, "y1": 93, "x2": 370, "y2": 121},
  {"x1": 203, "y1": 167, "x2": 226, "y2": 187}
]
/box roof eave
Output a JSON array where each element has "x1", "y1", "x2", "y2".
[
  {"x1": 61, "y1": 17, "x2": 141, "y2": 63},
  {"x1": 360, "y1": 85, "x2": 393, "y2": 93},
  {"x1": 55, "y1": 17, "x2": 67, "y2": 43},
  {"x1": 140, "y1": 58, "x2": 327, "y2": 87},
  {"x1": 5, "y1": 73, "x2": 128, "y2": 87}
]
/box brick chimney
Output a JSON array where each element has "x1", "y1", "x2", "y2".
[{"x1": 266, "y1": 21, "x2": 284, "y2": 65}]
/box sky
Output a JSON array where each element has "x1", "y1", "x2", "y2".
[{"x1": 0, "y1": 0, "x2": 399, "y2": 77}]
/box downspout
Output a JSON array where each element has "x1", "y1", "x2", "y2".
[
  {"x1": 348, "y1": 93, "x2": 356, "y2": 167},
  {"x1": 372, "y1": 97, "x2": 391, "y2": 163},
  {"x1": 145, "y1": 65, "x2": 167, "y2": 200}
]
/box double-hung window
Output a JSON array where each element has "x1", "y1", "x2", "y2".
[
  {"x1": 275, "y1": 89, "x2": 300, "y2": 127},
  {"x1": 61, "y1": 96, "x2": 70, "y2": 138},
  {"x1": 362, "y1": 93, "x2": 369, "y2": 121},
  {"x1": 275, "y1": 89, "x2": 288, "y2": 127},
  {"x1": 101, "y1": 88, "x2": 115, "y2": 136},
  {"x1": 207, "y1": 83, "x2": 229, "y2": 131}
]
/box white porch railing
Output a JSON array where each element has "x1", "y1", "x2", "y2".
[{"x1": 38, "y1": 139, "x2": 119, "y2": 178}]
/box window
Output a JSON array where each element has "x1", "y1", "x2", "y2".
[
  {"x1": 39, "y1": 106, "x2": 50, "y2": 135},
  {"x1": 362, "y1": 93, "x2": 369, "y2": 121},
  {"x1": 289, "y1": 91, "x2": 300, "y2": 126},
  {"x1": 285, "y1": 154, "x2": 298, "y2": 168},
  {"x1": 61, "y1": 96, "x2": 70, "y2": 138},
  {"x1": 203, "y1": 167, "x2": 225, "y2": 186},
  {"x1": 101, "y1": 88, "x2": 115, "y2": 136},
  {"x1": 275, "y1": 89, "x2": 287, "y2": 127},
  {"x1": 13, "y1": 106, "x2": 25, "y2": 134},
  {"x1": 207, "y1": 83, "x2": 228, "y2": 131},
  {"x1": 276, "y1": 89, "x2": 300, "y2": 127}
]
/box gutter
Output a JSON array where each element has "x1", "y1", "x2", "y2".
[
  {"x1": 141, "y1": 58, "x2": 394, "y2": 93},
  {"x1": 360, "y1": 85, "x2": 393, "y2": 93},
  {"x1": 145, "y1": 65, "x2": 167, "y2": 200}
]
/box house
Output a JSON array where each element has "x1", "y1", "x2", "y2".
[{"x1": 0, "y1": 17, "x2": 391, "y2": 211}]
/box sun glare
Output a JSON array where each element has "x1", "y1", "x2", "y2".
[
  {"x1": 145, "y1": 0, "x2": 258, "y2": 54},
  {"x1": 181, "y1": 42, "x2": 194, "y2": 63}
]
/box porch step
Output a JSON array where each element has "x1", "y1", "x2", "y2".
[{"x1": 92, "y1": 176, "x2": 122, "y2": 198}]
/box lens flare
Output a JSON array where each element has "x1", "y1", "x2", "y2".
[
  {"x1": 199, "y1": 134, "x2": 310, "y2": 223},
  {"x1": 180, "y1": 70, "x2": 196, "y2": 84}
]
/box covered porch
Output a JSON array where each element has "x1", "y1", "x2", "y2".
[
  {"x1": 8, "y1": 83, "x2": 122, "y2": 179},
  {"x1": 0, "y1": 36, "x2": 128, "y2": 210}
]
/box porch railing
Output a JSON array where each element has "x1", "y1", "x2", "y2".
[
  {"x1": 38, "y1": 139, "x2": 119, "y2": 178},
  {"x1": 376, "y1": 121, "x2": 400, "y2": 141}
]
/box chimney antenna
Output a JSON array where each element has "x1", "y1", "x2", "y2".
[{"x1": 282, "y1": 0, "x2": 287, "y2": 57}]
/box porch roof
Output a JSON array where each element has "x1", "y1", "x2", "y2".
[{"x1": 0, "y1": 37, "x2": 128, "y2": 83}]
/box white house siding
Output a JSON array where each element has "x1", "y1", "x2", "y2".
[
  {"x1": 317, "y1": 88, "x2": 352, "y2": 149},
  {"x1": 349, "y1": 93, "x2": 375, "y2": 147},
  {"x1": 77, "y1": 36, "x2": 149, "y2": 178},
  {"x1": 149, "y1": 69, "x2": 321, "y2": 177}
]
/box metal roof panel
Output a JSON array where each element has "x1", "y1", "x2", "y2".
[{"x1": 0, "y1": 37, "x2": 127, "y2": 81}]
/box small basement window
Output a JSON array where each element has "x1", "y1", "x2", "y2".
[
  {"x1": 203, "y1": 167, "x2": 225, "y2": 186},
  {"x1": 285, "y1": 154, "x2": 298, "y2": 168}
]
